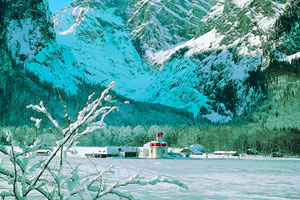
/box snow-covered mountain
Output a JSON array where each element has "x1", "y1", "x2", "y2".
[
  {"x1": 144, "y1": 0, "x2": 288, "y2": 121},
  {"x1": 28, "y1": 0, "x2": 215, "y2": 117},
  {"x1": 52, "y1": 1, "x2": 152, "y2": 97},
  {"x1": 268, "y1": 0, "x2": 300, "y2": 69},
  {"x1": 127, "y1": 0, "x2": 216, "y2": 58},
  {"x1": 1, "y1": 0, "x2": 299, "y2": 125}
]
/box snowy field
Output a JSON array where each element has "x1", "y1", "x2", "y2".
[{"x1": 1, "y1": 149, "x2": 300, "y2": 199}]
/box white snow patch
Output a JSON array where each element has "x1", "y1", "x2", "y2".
[
  {"x1": 149, "y1": 29, "x2": 224, "y2": 64},
  {"x1": 272, "y1": 2, "x2": 286, "y2": 16},
  {"x1": 247, "y1": 34, "x2": 261, "y2": 47},
  {"x1": 279, "y1": 52, "x2": 300, "y2": 64},
  {"x1": 202, "y1": 0, "x2": 224, "y2": 22},
  {"x1": 256, "y1": 14, "x2": 276, "y2": 31},
  {"x1": 232, "y1": 0, "x2": 251, "y2": 8},
  {"x1": 57, "y1": 6, "x2": 88, "y2": 35},
  {"x1": 6, "y1": 19, "x2": 43, "y2": 60}
]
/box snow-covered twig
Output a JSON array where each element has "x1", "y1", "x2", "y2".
[
  {"x1": 24, "y1": 82, "x2": 117, "y2": 197},
  {"x1": 30, "y1": 117, "x2": 42, "y2": 129},
  {"x1": 63, "y1": 81, "x2": 116, "y2": 136},
  {"x1": 27, "y1": 101, "x2": 63, "y2": 135},
  {"x1": 1, "y1": 81, "x2": 188, "y2": 200},
  {"x1": 109, "y1": 190, "x2": 134, "y2": 200},
  {"x1": 0, "y1": 165, "x2": 51, "y2": 199},
  {"x1": 95, "y1": 174, "x2": 188, "y2": 199}
]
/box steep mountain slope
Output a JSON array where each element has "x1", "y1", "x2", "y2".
[
  {"x1": 0, "y1": 0, "x2": 54, "y2": 90},
  {"x1": 127, "y1": 0, "x2": 216, "y2": 59},
  {"x1": 49, "y1": 0, "x2": 215, "y2": 118},
  {"x1": 268, "y1": 0, "x2": 300, "y2": 71},
  {"x1": 1, "y1": 0, "x2": 297, "y2": 125},
  {"x1": 48, "y1": 0, "x2": 291, "y2": 122},
  {"x1": 53, "y1": 1, "x2": 152, "y2": 97},
  {"x1": 250, "y1": 0, "x2": 300, "y2": 129},
  {"x1": 142, "y1": 0, "x2": 287, "y2": 121},
  {"x1": 0, "y1": 0, "x2": 55, "y2": 65},
  {"x1": 0, "y1": 0, "x2": 197, "y2": 127},
  {"x1": 0, "y1": 0, "x2": 62, "y2": 124}
]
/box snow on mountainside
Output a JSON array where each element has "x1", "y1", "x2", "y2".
[
  {"x1": 142, "y1": 0, "x2": 288, "y2": 121},
  {"x1": 1, "y1": 0, "x2": 295, "y2": 124},
  {"x1": 47, "y1": 0, "x2": 290, "y2": 122},
  {"x1": 1, "y1": 0, "x2": 55, "y2": 64},
  {"x1": 127, "y1": 0, "x2": 216, "y2": 60},
  {"x1": 48, "y1": 0, "x2": 216, "y2": 118},
  {"x1": 0, "y1": 0, "x2": 196, "y2": 127},
  {"x1": 53, "y1": 1, "x2": 152, "y2": 97},
  {"x1": 268, "y1": 0, "x2": 300, "y2": 70}
]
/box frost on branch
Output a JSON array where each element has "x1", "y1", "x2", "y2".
[
  {"x1": 30, "y1": 117, "x2": 42, "y2": 129},
  {"x1": 0, "y1": 81, "x2": 188, "y2": 199}
]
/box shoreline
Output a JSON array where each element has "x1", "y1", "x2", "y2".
[{"x1": 2, "y1": 146, "x2": 300, "y2": 161}]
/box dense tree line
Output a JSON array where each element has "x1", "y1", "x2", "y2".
[{"x1": 1, "y1": 124, "x2": 299, "y2": 156}]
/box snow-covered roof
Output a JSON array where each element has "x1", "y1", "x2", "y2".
[
  {"x1": 99, "y1": 146, "x2": 119, "y2": 155},
  {"x1": 143, "y1": 142, "x2": 151, "y2": 148},
  {"x1": 214, "y1": 151, "x2": 237, "y2": 154},
  {"x1": 119, "y1": 147, "x2": 137, "y2": 153},
  {"x1": 168, "y1": 148, "x2": 183, "y2": 154},
  {"x1": 181, "y1": 144, "x2": 204, "y2": 155},
  {"x1": 189, "y1": 144, "x2": 204, "y2": 151}
]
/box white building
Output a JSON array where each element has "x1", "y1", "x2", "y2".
[
  {"x1": 181, "y1": 144, "x2": 204, "y2": 157},
  {"x1": 148, "y1": 132, "x2": 168, "y2": 158},
  {"x1": 92, "y1": 146, "x2": 119, "y2": 158},
  {"x1": 213, "y1": 151, "x2": 238, "y2": 156},
  {"x1": 118, "y1": 147, "x2": 138, "y2": 157}
]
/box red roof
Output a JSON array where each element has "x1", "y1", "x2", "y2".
[
  {"x1": 149, "y1": 142, "x2": 167, "y2": 147},
  {"x1": 150, "y1": 142, "x2": 161, "y2": 147}
]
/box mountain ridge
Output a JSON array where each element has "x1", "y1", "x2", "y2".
[{"x1": 1, "y1": 0, "x2": 299, "y2": 125}]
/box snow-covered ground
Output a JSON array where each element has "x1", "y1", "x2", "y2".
[
  {"x1": 190, "y1": 153, "x2": 300, "y2": 161},
  {"x1": 1, "y1": 152, "x2": 299, "y2": 199}
]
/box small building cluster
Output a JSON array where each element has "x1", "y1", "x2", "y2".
[
  {"x1": 86, "y1": 146, "x2": 138, "y2": 158},
  {"x1": 85, "y1": 132, "x2": 208, "y2": 159},
  {"x1": 83, "y1": 131, "x2": 241, "y2": 159}
]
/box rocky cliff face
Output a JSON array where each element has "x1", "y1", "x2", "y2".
[
  {"x1": 268, "y1": 0, "x2": 300, "y2": 71},
  {"x1": 1, "y1": 0, "x2": 298, "y2": 125},
  {"x1": 0, "y1": 0, "x2": 196, "y2": 126},
  {"x1": 0, "y1": 0, "x2": 58, "y2": 124},
  {"x1": 144, "y1": 0, "x2": 288, "y2": 121},
  {"x1": 0, "y1": 0, "x2": 54, "y2": 91},
  {"x1": 52, "y1": 0, "x2": 151, "y2": 96},
  {"x1": 127, "y1": 0, "x2": 216, "y2": 58},
  {"x1": 0, "y1": 0, "x2": 55, "y2": 65}
]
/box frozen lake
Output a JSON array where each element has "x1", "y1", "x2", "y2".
[
  {"x1": 1, "y1": 156, "x2": 300, "y2": 199},
  {"x1": 78, "y1": 158, "x2": 300, "y2": 199}
]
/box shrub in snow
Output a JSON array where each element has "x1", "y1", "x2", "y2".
[{"x1": 0, "y1": 81, "x2": 187, "y2": 199}]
